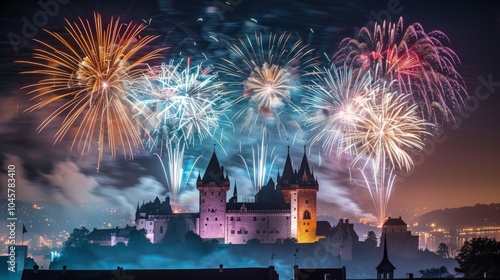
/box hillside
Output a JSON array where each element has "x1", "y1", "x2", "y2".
[{"x1": 415, "y1": 203, "x2": 500, "y2": 229}]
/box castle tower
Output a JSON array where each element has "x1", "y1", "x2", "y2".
[
  {"x1": 277, "y1": 146, "x2": 319, "y2": 243},
  {"x1": 197, "y1": 149, "x2": 230, "y2": 241}
]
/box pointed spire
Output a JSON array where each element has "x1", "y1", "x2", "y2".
[
  {"x1": 197, "y1": 172, "x2": 202, "y2": 181},
  {"x1": 298, "y1": 145, "x2": 312, "y2": 180},
  {"x1": 376, "y1": 232, "x2": 396, "y2": 271},
  {"x1": 229, "y1": 181, "x2": 238, "y2": 203},
  {"x1": 135, "y1": 202, "x2": 140, "y2": 220},
  {"x1": 202, "y1": 149, "x2": 225, "y2": 184},
  {"x1": 281, "y1": 146, "x2": 294, "y2": 184}
]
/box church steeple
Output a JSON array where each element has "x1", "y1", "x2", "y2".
[{"x1": 376, "y1": 233, "x2": 396, "y2": 279}]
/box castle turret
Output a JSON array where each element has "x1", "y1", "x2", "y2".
[
  {"x1": 197, "y1": 149, "x2": 230, "y2": 241},
  {"x1": 276, "y1": 146, "x2": 318, "y2": 243}
]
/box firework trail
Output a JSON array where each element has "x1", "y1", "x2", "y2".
[
  {"x1": 137, "y1": 58, "x2": 231, "y2": 210},
  {"x1": 18, "y1": 12, "x2": 165, "y2": 171},
  {"x1": 348, "y1": 86, "x2": 432, "y2": 224},
  {"x1": 238, "y1": 127, "x2": 279, "y2": 195},
  {"x1": 218, "y1": 32, "x2": 317, "y2": 138},
  {"x1": 333, "y1": 17, "x2": 467, "y2": 126}
]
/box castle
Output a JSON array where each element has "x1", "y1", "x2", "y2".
[{"x1": 135, "y1": 146, "x2": 319, "y2": 244}]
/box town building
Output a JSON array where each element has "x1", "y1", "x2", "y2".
[{"x1": 380, "y1": 216, "x2": 419, "y2": 258}]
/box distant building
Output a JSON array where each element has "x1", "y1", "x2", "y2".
[
  {"x1": 87, "y1": 225, "x2": 135, "y2": 246},
  {"x1": 135, "y1": 196, "x2": 197, "y2": 243},
  {"x1": 136, "y1": 147, "x2": 321, "y2": 244},
  {"x1": 321, "y1": 218, "x2": 360, "y2": 260},
  {"x1": 380, "y1": 216, "x2": 419, "y2": 257}
]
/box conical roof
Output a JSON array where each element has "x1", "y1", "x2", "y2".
[{"x1": 202, "y1": 150, "x2": 225, "y2": 184}]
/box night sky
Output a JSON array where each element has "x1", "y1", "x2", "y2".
[{"x1": 0, "y1": 0, "x2": 499, "y2": 230}]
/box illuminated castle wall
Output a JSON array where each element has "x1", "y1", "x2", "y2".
[{"x1": 136, "y1": 147, "x2": 319, "y2": 244}]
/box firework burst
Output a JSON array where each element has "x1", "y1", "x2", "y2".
[
  {"x1": 219, "y1": 32, "x2": 317, "y2": 137},
  {"x1": 137, "y1": 58, "x2": 231, "y2": 210},
  {"x1": 347, "y1": 86, "x2": 432, "y2": 225},
  {"x1": 333, "y1": 17, "x2": 467, "y2": 125},
  {"x1": 348, "y1": 85, "x2": 432, "y2": 173},
  {"x1": 139, "y1": 58, "x2": 230, "y2": 150},
  {"x1": 18, "y1": 12, "x2": 165, "y2": 170},
  {"x1": 303, "y1": 65, "x2": 372, "y2": 157}
]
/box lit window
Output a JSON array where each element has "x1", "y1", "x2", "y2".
[{"x1": 303, "y1": 210, "x2": 311, "y2": 220}]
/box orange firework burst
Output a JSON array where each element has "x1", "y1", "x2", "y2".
[{"x1": 18, "y1": 12, "x2": 166, "y2": 170}]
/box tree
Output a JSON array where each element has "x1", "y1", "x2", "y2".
[
  {"x1": 436, "y1": 242, "x2": 450, "y2": 258},
  {"x1": 127, "y1": 228, "x2": 151, "y2": 247},
  {"x1": 246, "y1": 238, "x2": 261, "y2": 245},
  {"x1": 454, "y1": 237, "x2": 500, "y2": 278},
  {"x1": 365, "y1": 231, "x2": 378, "y2": 247},
  {"x1": 63, "y1": 227, "x2": 89, "y2": 251},
  {"x1": 418, "y1": 266, "x2": 453, "y2": 278}
]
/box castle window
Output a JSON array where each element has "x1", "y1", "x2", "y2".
[
  {"x1": 218, "y1": 192, "x2": 221, "y2": 195},
  {"x1": 221, "y1": 199, "x2": 223, "y2": 203},
  {"x1": 206, "y1": 217, "x2": 209, "y2": 221},
  {"x1": 231, "y1": 230, "x2": 235, "y2": 234},
  {"x1": 253, "y1": 217, "x2": 257, "y2": 221},
  {"x1": 303, "y1": 210, "x2": 311, "y2": 220},
  {"x1": 150, "y1": 222, "x2": 153, "y2": 225},
  {"x1": 276, "y1": 230, "x2": 280, "y2": 234},
  {"x1": 237, "y1": 217, "x2": 241, "y2": 221},
  {"x1": 212, "y1": 192, "x2": 214, "y2": 195},
  {"x1": 160, "y1": 226, "x2": 163, "y2": 234},
  {"x1": 202, "y1": 199, "x2": 205, "y2": 203},
  {"x1": 305, "y1": 200, "x2": 309, "y2": 204},
  {"x1": 230, "y1": 217, "x2": 234, "y2": 221},
  {"x1": 204, "y1": 192, "x2": 207, "y2": 196},
  {"x1": 257, "y1": 230, "x2": 260, "y2": 234},
  {"x1": 215, "y1": 217, "x2": 218, "y2": 221},
  {"x1": 262, "y1": 217, "x2": 266, "y2": 221},
  {"x1": 269, "y1": 230, "x2": 273, "y2": 233},
  {"x1": 263, "y1": 230, "x2": 266, "y2": 233},
  {"x1": 305, "y1": 229, "x2": 309, "y2": 233}
]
